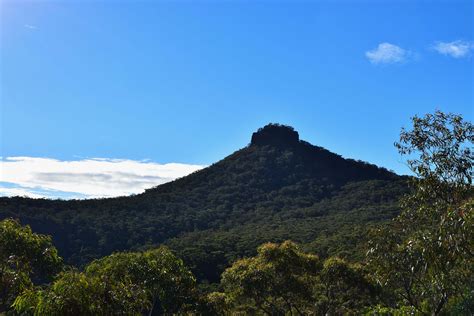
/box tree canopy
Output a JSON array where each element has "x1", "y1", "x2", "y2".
[
  {"x1": 368, "y1": 111, "x2": 474, "y2": 315},
  {"x1": 0, "y1": 219, "x2": 63, "y2": 313},
  {"x1": 13, "y1": 247, "x2": 196, "y2": 315}
]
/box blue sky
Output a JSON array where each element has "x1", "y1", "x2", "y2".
[{"x1": 1, "y1": 0, "x2": 473, "y2": 198}]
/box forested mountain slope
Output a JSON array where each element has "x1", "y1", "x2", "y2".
[{"x1": 0, "y1": 124, "x2": 409, "y2": 282}]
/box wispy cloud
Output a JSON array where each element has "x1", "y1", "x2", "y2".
[
  {"x1": 24, "y1": 24, "x2": 37, "y2": 30},
  {"x1": 365, "y1": 42, "x2": 411, "y2": 65},
  {"x1": 0, "y1": 157, "x2": 205, "y2": 199},
  {"x1": 0, "y1": 187, "x2": 44, "y2": 199},
  {"x1": 432, "y1": 40, "x2": 474, "y2": 58}
]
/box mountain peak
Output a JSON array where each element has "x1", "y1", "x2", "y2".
[{"x1": 251, "y1": 123, "x2": 300, "y2": 147}]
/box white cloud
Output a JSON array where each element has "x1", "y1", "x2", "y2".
[
  {"x1": 24, "y1": 24, "x2": 37, "y2": 29},
  {"x1": 365, "y1": 43, "x2": 410, "y2": 64},
  {"x1": 0, "y1": 157, "x2": 205, "y2": 199},
  {"x1": 0, "y1": 187, "x2": 44, "y2": 199},
  {"x1": 433, "y1": 40, "x2": 474, "y2": 58}
]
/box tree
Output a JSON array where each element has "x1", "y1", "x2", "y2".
[
  {"x1": 85, "y1": 247, "x2": 197, "y2": 314},
  {"x1": 210, "y1": 241, "x2": 379, "y2": 315},
  {"x1": 14, "y1": 246, "x2": 197, "y2": 315},
  {"x1": 13, "y1": 270, "x2": 149, "y2": 315},
  {"x1": 367, "y1": 111, "x2": 473, "y2": 315},
  {"x1": 316, "y1": 257, "x2": 378, "y2": 315},
  {"x1": 216, "y1": 241, "x2": 321, "y2": 315},
  {"x1": 0, "y1": 219, "x2": 63, "y2": 312}
]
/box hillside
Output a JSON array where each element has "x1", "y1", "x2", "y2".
[{"x1": 0, "y1": 124, "x2": 409, "y2": 283}]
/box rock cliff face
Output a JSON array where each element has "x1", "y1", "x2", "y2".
[{"x1": 251, "y1": 124, "x2": 300, "y2": 147}]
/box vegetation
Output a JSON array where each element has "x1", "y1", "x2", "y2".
[
  {"x1": 0, "y1": 111, "x2": 472, "y2": 315},
  {"x1": 212, "y1": 241, "x2": 322, "y2": 315},
  {"x1": 0, "y1": 123, "x2": 407, "y2": 283},
  {"x1": 207, "y1": 241, "x2": 377, "y2": 315},
  {"x1": 367, "y1": 111, "x2": 473, "y2": 315},
  {"x1": 13, "y1": 247, "x2": 196, "y2": 315},
  {"x1": 13, "y1": 270, "x2": 149, "y2": 315},
  {"x1": 85, "y1": 247, "x2": 197, "y2": 314},
  {"x1": 0, "y1": 219, "x2": 63, "y2": 312}
]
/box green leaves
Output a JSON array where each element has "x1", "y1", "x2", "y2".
[
  {"x1": 217, "y1": 241, "x2": 320, "y2": 314},
  {"x1": 86, "y1": 247, "x2": 197, "y2": 314},
  {"x1": 369, "y1": 111, "x2": 474, "y2": 315},
  {"x1": 13, "y1": 246, "x2": 197, "y2": 315},
  {"x1": 318, "y1": 257, "x2": 378, "y2": 314},
  {"x1": 213, "y1": 241, "x2": 377, "y2": 315},
  {"x1": 0, "y1": 219, "x2": 63, "y2": 313},
  {"x1": 13, "y1": 270, "x2": 150, "y2": 316},
  {"x1": 395, "y1": 110, "x2": 473, "y2": 198}
]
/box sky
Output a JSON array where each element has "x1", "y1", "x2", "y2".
[{"x1": 0, "y1": 0, "x2": 473, "y2": 199}]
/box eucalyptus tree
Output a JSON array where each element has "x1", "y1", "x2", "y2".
[
  {"x1": 216, "y1": 241, "x2": 321, "y2": 315},
  {"x1": 14, "y1": 246, "x2": 197, "y2": 315},
  {"x1": 0, "y1": 219, "x2": 63, "y2": 312},
  {"x1": 210, "y1": 241, "x2": 377, "y2": 315},
  {"x1": 367, "y1": 111, "x2": 473, "y2": 315},
  {"x1": 85, "y1": 247, "x2": 197, "y2": 314},
  {"x1": 13, "y1": 270, "x2": 149, "y2": 315}
]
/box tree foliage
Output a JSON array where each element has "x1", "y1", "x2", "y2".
[
  {"x1": 0, "y1": 219, "x2": 63, "y2": 313},
  {"x1": 210, "y1": 241, "x2": 377, "y2": 315},
  {"x1": 85, "y1": 247, "x2": 197, "y2": 314},
  {"x1": 368, "y1": 111, "x2": 474, "y2": 315},
  {"x1": 218, "y1": 241, "x2": 320, "y2": 315},
  {"x1": 13, "y1": 270, "x2": 149, "y2": 316},
  {"x1": 13, "y1": 246, "x2": 196, "y2": 315},
  {"x1": 316, "y1": 257, "x2": 378, "y2": 314}
]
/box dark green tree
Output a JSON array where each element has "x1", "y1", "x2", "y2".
[
  {"x1": 85, "y1": 247, "x2": 197, "y2": 314},
  {"x1": 316, "y1": 257, "x2": 378, "y2": 315},
  {"x1": 13, "y1": 270, "x2": 149, "y2": 315},
  {"x1": 0, "y1": 219, "x2": 63, "y2": 312},
  {"x1": 14, "y1": 246, "x2": 197, "y2": 315}
]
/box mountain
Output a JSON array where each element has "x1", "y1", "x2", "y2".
[{"x1": 0, "y1": 124, "x2": 409, "y2": 283}]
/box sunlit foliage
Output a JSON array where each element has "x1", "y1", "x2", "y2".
[
  {"x1": 12, "y1": 246, "x2": 196, "y2": 315},
  {"x1": 368, "y1": 111, "x2": 474, "y2": 315},
  {"x1": 0, "y1": 219, "x2": 62, "y2": 313},
  {"x1": 209, "y1": 241, "x2": 377, "y2": 315}
]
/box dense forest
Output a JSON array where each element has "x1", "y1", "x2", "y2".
[
  {"x1": 1, "y1": 111, "x2": 472, "y2": 315},
  {"x1": 0, "y1": 124, "x2": 408, "y2": 283}
]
